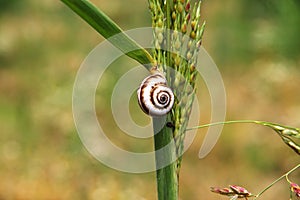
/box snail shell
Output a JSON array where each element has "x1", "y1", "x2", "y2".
[{"x1": 137, "y1": 72, "x2": 174, "y2": 117}]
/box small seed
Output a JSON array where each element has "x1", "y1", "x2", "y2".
[
  {"x1": 186, "y1": 13, "x2": 190, "y2": 21},
  {"x1": 177, "y1": 3, "x2": 183, "y2": 13},
  {"x1": 273, "y1": 125, "x2": 285, "y2": 131},
  {"x1": 190, "y1": 31, "x2": 196, "y2": 39},
  {"x1": 282, "y1": 129, "x2": 299, "y2": 137},
  {"x1": 181, "y1": 24, "x2": 187, "y2": 33},
  {"x1": 175, "y1": 39, "x2": 181, "y2": 49},
  {"x1": 172, "y1": 11, "x2": 176, "y2": 20},
  {"x1": 185, "y1": 2, "x2": 190, "y2": 11},
  {"x1": 175, "y1": 56, "x2": 181, "y2": 66},
  {"x1": 158, "y1": 33, "x2": 164, "y2": 44},
  {"x1": 149, "y1": 2, "x2": 154, "y2": 10},
  {"x1": 191, "y1": 21, "x2": 196, "y2": 30},
  {"x1": 171, "y1": 52, "x2": 176, "y2": 59},
  {"x1": 190, "y1": 73, "x2": 196, "y2": 81},
  {"x1": 190, "y1": 64, "x2": 195, "y2": 71},
  {"x1": 186, "y1": 52, "x2": 192, "y2": 60},
  {"x1": 173, "y1": 30, "x2": 178, "y2": 39},
  {"x1": 187, "y1": 40, "x2": 192, "y2": 49},
  {"x1": 157, "y1": 19, "x2": 163, "y2": 27},
  {"x1": 197, "y1": 40, "x2": 202, "y2": 47}
]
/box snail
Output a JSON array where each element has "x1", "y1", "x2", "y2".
[{"x1": 137, "y1": 71, "x2": 174, "y2": 117}]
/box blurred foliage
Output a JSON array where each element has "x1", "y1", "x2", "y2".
[
  {"x1": 0, "y1": 0, "x2": 299, "y2": 199},
  {"x1": 211, "y1": 0, "x2": 300, "y2": 67},
  {"x1": 0, "y1": 0, "x2": 19, "y2": 15}
]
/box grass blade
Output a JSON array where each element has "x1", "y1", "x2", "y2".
[{"x1": 61, "y1": 0, "x2": 154, "y2": 69}]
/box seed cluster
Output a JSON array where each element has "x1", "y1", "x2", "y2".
[
  {"x1": 259, "y1": 122, "x2": 300, "y2": 155},
  {"x1": 148, "y1": 0, "x2": 205, "y2": 171}
]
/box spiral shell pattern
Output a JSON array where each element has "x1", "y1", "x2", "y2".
[{"x1": 137, "y1": 72, "x2": 174, "y2": 117}]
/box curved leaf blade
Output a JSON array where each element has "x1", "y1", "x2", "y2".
[{"x1": 61, "y1": 0, "x2": 153, "y2": 70}]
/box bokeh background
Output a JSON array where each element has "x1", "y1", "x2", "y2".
[{"x1": 0, "y1": 0, "x2": 299, "y2": 199}]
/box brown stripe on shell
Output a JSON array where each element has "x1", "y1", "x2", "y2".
[
  {"x1": 139, "y1": 83, "x2": 150, "y2": 114},
  {"x1": 137, "y1": 72, "x2": 174, "y2": 116},
  {"x1": 150, "y1": 85, "x2": 172, "y2": 110},
  {"x1": 149, "y1": 82, "x2": 166, "y2": 109},
  {"x1": 157, "y1": 90, "x2": 171, "y2": 108}
]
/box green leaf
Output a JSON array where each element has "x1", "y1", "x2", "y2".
[{"x1": 61, "y1": 0, "x2": 154, "y2": 70}]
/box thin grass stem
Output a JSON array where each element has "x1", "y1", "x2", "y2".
[
  {"x1": 186, "y1": 120, "x2": 261, "y2": 131},
  {"x1": 254, "y1": 164, "x2": 300, "y2": 199}
]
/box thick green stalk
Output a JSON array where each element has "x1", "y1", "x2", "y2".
[
  {"x1": 148, "y1": 1, "x2": 205, "y2": 199},
  {"x1": 153, "y1": 116, "x2": 178, "y2": 200},
  {"x1": 151, "y1": 1, "x2": 180, "y2": 199}
]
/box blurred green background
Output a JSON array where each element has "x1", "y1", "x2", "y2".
[{"x1": 0, "y1": 0, "x2": 299, "y2": 199}]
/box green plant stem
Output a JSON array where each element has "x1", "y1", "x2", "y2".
[
  {"x1": 152, "y1": 1, "x2": 179, "y2": 200},
  {"x1": 153, "y1": 116, "x2": 178, "y2": 200},
  {"x1": 189, "y1": 120, "x2": 299, "y2": 198},
  {"x1": 187, "y1": 119, "x2": 300, "y2": 155},
  {"x1": 186, "y1": 120, "x2": 261, "y2": 131},
  {"x1": 254, "y1": 164, "x2": 300, "y2": 199}
]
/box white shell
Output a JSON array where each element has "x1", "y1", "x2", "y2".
[{"x1": 137, "y1": 72, "x2": 174, "y2": 117}]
